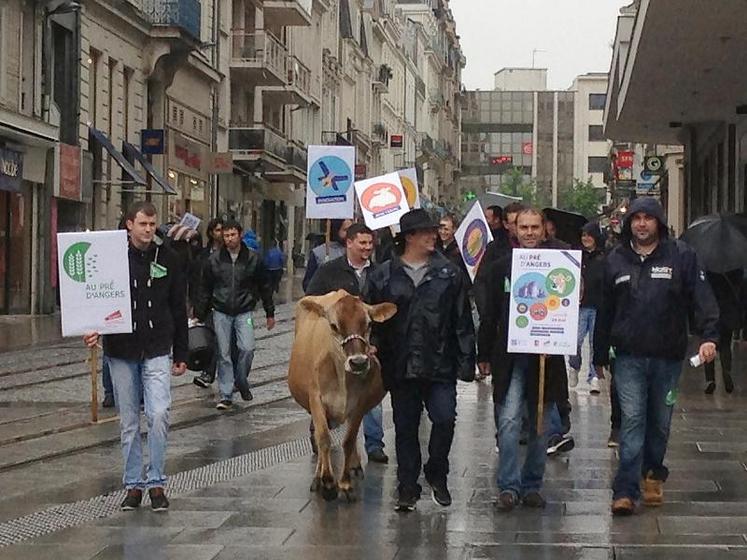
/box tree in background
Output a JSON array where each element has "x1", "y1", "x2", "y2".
[
  {"x1": 559, "y1": 178, "x2": 604, "y2": 219},
  {"x1": 499, "y1": 167, "x2": 551, "y2": 207}
]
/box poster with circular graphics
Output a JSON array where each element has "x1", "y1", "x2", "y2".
[
  {"x1": 354, "y1": 172, "x2": 409, "y2": 230},
  {"x1": 454, "y1": 200, "x2": 494, "y2": 282},
  {"x1": 507, "y1": 248, "x2": 582, "y2": 355},
  {"x1": 306, "y1": 145, "x2": 356, "y2": 219},
  {"x1": 397, "y1": 167, "x2": 421, "y2": 209}
]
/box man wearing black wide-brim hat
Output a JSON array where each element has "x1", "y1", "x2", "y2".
[{"x1": 366, "y1": 209, "x2": 476, "y2": 512}]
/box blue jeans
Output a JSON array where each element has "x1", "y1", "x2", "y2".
[
  {"x1": 109, "y1": 355, "x2": 172, "y2": 490},
  {"x1": 363, "y1": 403, "x2": 385, "y2": 454},
  {"x1": 213, "y1": 310, "x2": 256, "y2": 401},
  {"x1": 613, "y1": 354, "x2": 682, "y2": 500},
  {"x1": 102, "y1": 355, "x2": 113, "y2": 398},
  {"x1": 495, "y1": 363, "x2": 551, "y2": 497},
  {"x1": 569, "y1": 307, "x2": 597, "y2": 381}
]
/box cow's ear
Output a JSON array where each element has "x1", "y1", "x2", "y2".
[
  {"x1": 299, "y1": 297, "x2": 327, "y2": 317},
  {"x1": 367, "y1": 302, "x2": 397, "y2": 323}
]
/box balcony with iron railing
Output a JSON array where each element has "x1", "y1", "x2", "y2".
[
  {"x1": 264, "y1": 55, "x2": 314, "y2": 106},
  {"x1": 228, "y1": 124, "x2": 288, "y2": 171},
  {"x1": 263, "y1": 0, "x2": 313, "y2": 27},
  {"x1": 230, "y1": 31, "x2": 287, "y2": 85},
  {"x1": 143, "y1": 0, "x2": 201, "y2": 41}
]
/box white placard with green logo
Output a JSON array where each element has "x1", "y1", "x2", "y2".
[
  {"x1": 507, "y1": 248, "x2": 582, "y2": 355},
  {"x1": 57, "y1": 230, "x2": 133, "y2": 337}
]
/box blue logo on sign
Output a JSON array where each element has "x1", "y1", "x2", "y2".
[{"x1": 309, "y1": 156, "x2": 353, "y2": 203}]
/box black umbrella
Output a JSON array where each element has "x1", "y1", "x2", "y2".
[
  {"x1": 680, "y1": 213, "x2": 747, "y2": 273},
  {"x1": 542, "y1": 208, "x2": 588, "y2": 248}
]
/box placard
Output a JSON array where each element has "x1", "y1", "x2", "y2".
[
  {"x1": 354, "y1": 172, "x2": 410, "y2": 230},
  {"x1": 398, "y1": 167, "x2": 421, "y2": 209},
  {"x1": 57, "y1": 230, "x2": 133, "y2": 337},
  {"x1": 305, "y1": 145, "x2": 356, "y2": 219},
  {"x1": 455, "y1": 201, "x2": 493, "y2": 282},
  {"x1": 507, "y1": 248, "x2": 582, "y2": 355}
]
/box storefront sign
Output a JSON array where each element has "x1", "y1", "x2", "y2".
[
  {"x1": 0, "y1": 148, "x2": 23, "y2": 192},
  {"x1": 57, "y1": 143, "x2": 82, "y2": 201},
  {"x1": 141, "y1": 129, "x2": 165, "y2": 155},
  {"x1": 616, "y1": 150, "x2": 634, "y2": 168},
  {"x1": 57, "y1": 230, "x2": 133, "y2": 337},
  {"x1": 168, "y1": 130, "x2": 208, "y2": 181},
  {"x1": 507, "y1": 249, "x2": 582, "y2": 355},
  {"x1": 390, "y1": 134, "x2": 404, "y2": 148},
  {"x1": 522, "y1": 142, "x2": 533, "y2": 155},
  {"x1": 209, "y1": 152, "x2": 234, "y2": 174}
]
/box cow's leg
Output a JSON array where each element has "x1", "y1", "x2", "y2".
[
  {"x1": 339, "y1": 413, "x2": 364, "y2": 503},
  {"x1": 309, "y1": 393, "x2": 337, "y2": 501}
]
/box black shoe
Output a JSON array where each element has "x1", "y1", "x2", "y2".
[
  {"x1": 704, "y1": 381, "x2": 716, "y2": 394},
  {"x1": 428, "y1": 481, "x2": 452, "y2": 507},
  {"x1": 522, "y1": 491, "x2": 547, "y2": 509},
  {"x1": 395, "y1": 490, "x2": 419, "y2": 512},
  {"x1": 607, "y1": 430, "x2": 620, "y2": 448},
  {"x1": 216, "y1": 400, "x2": 233, "y2": 410},
  {"x1": 367, "y1": 449, "x2": 389, "y2": 464},
  {"x1": 102, "y1": 394, "x2": 115, "y2": 408},
  {"x1": 495, "y1": 491, "x2": 517, "y2": 512},
  {"x1": 239, "y1": 387, "x2": 253, "y2": 402},
  {"x1": 120, "y1": 489, "x2": 142, "y2": 511},
  {"x1": 149, "y1": 487, "x2": 169, "y2": 512},
  {"x1": 724, "y1": 372, "x2": 734, "y2": 394},
  {"x1": 193, "y1": 373, "x2": 213, "y2": 388},
  {"x1": 547, "y1": 433, "x2": 575, "y2": 456}
]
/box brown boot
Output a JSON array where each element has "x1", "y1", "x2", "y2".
[
  {"x1": 611, "y1": 497, "x2": 635, "y2": 516},
  {"x1": 642, "y1": 476, "x2": 664, "y2": 506}
]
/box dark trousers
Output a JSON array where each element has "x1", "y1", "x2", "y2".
[
  {"x1": 705, "y1": 326, "x2": 734, "y2": 382},
  {"x1": 610, "y1": 358, "x2": 621, "y2": 431},
  {"x1": 390, "y1": 380, "x2": 457, "y2": 494}
]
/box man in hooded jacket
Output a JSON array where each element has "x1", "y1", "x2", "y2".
[{"x1": 593, "y1": 197, "x2": 719, "y2": 515}]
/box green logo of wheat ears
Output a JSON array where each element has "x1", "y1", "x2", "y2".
[{"x1": 63, "y1": 242, "x2": 99, "y2": 283}]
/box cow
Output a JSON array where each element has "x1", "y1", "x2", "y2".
[{"x1": 288, "y1": 290, "x2": 396, "y2": 502}]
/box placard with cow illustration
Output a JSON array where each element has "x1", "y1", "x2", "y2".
[
  {"x1": 354, "y1": 172, "x2": 410, "y2": 230},
  {"x1": 306, "y1": 145, "x2": 356, "y2": 219}
]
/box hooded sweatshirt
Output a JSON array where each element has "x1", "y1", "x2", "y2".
[
  {"x1": 593, "y1": 197, "x2": 719, "y2": 364},
  {"x1": 580, "y1": 222, "x2": 606, "y2": 309}
]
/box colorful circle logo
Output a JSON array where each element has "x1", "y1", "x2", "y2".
[
  {"x1": 461, "y1": 219, "x2": 489, "y2": 267},
  {"x1": 517, "y1": 303, "x2": 528, "y2": 314},
  {"x1": 514, "y1": 272, "x2": 549, "y2": 302},
  {"x1": 309, "y1": 156, "x2": 353, "y2": 197},
  {"x1": 529, "y1": 303, "x2": 548, "y2": 321},
  {"x1": 400, "y1": 175, "x2": 418, "y2": 208},
  {"x1": 546, "y1": 295, "x2": 561, "y2": 311},
  {"x1": 361, "y1": 183, "x2": 403, "y2": 214},
  {"x1": 546, "y1": 268, "x2": 576, "y2": 298},
  {"x1": 516, "y1": 316, "x2": 529, "y2": 328}
]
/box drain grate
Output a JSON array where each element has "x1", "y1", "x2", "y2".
[{"x1": 0, "y1": 427, "x2": 345, "y2": 547}]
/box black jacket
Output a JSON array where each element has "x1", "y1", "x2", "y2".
[
  {"x1": 593, "y1": 198, "x2": 719, "y2": 365},
  {"x1": 306, "y1": 255, "x2": 373, "y2": 297},
  {"x1": 197, "y1": 245, "x2": 275, "y2": 319},
  {"x1": 580, "y1": 249, "x2": 605, "y2": 309},
  {"x1": 476, "y1": 252, "x2": 568, "y2": 406},
  {"x1": 437, "y1": 239, "x2": 469, "y2": 280},
  {"x1": 707, "y1": 270, "x2": 744, "y2": 331},
  {"x1": 104, "y1": 241, "x2": 189, "y2": 364},
  {"x1": 366, "y1": 252, "x2": 476, "y2": 389}
]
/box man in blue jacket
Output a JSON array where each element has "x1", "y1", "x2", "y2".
[{"x1": 593, "y1": 197, "x2": 719, "y2": 515}]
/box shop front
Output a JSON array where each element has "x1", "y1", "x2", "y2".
[{"x1": 166, "y1": 129, "x2": 211, "y2": 221}]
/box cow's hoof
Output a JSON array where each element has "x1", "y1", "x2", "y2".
[
  {"x1": 321, "y1": 484, "x2": 339, "y2": 501},
  {"x1": 350, "y1": 466, "x2": 364, "y2": 480},
  {"x1": 340, "y1": 486, "x2": 357, "y2": 503},
  {"x1": 310, "y1": 478, "x2": 322, "y2": 492}
]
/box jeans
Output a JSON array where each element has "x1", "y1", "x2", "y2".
[
  {"x1": 109, "y1": 355, "x2": 172, "y2": 490},
  {"x1": 568, "y1": 307, "x2": 597, "y2": 381},
  {"x1": 390, "y1": 380, "x2": 457, "y2": 493},
  {"x1": 548, "y1": 399, "x2": 572, "y2": 438},
  {"x1": 613, "y1": 354, "x2": 682, "y2": 500},
  {"x1": 610, "y1": 358, "x2": 621, "y2": 431},
  {"x1": 495, "y1": 363, "x2": 551, "y2": 497},
  {"x1": 102, "y1": 355, "x2": 113, "y2": 398},
  {"x1": 363, "y1": 403, "x2": 385, "y2": 454},
  {"x1": 213, "y1": 310, "x2": 256, "y2": 401}
]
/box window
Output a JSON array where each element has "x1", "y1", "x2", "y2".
[
  {"x1": 588, "y1": 156, "x2": 608, "y2": 174},
  {"x1": 588, "y1": 125, "x2": 605, "y2": 142},
  {"x1": 589, "y1": 93, "x2": 606, "y2": 111}
]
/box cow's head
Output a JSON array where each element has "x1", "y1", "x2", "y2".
[{"x1": 300, "y1": 293, "x2": 397, "y2": 375}]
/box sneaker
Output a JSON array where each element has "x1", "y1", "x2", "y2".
[
  {"x1": 704, "y1": 381, "x2": 716, "y2": 394},
  {"x1": 216, "y1": 400, "x2": 233, "y2": 410},
  {"x1": 239, "y1": 387, "x2": 254, "y2": 402},
  {"x1": 642, "y1": 475, "x2": 663, "y2": 507},
  {"x1": 607, "y1": 430, "x2": 620, "y2": 448},
  {"x1": 568, "y1": 368, "x2": 579, "y2": 388},
  {"x1": 522, "y1": 491, "x2": 546, "y2": 509},
  {"x1": 149, "y1": 487, "x2": 169, "y2": 512},
  {"x1": 589, "y1": 377, "x2": 601, "y2": 395},
  {"x1": 611, "y1": 497, "x2": 635, "y2": 516},
  {"x1": 395, "y1": 489, "x2": 419, "y2": 512},
  {"x1": 193, "y1": 373, "x2": 213, "y2": 388},
  {"x1": 427, "y1": 479, "x2": 452, "y2": 507},
  {"x1": 120, "y1": 488, "x2": 142, "y2": 511},
  {"x1": 367, "y1": 449, "x2": 389, "y2": 464},
  {"x1": 495, "y1": 444, "x2": 500, "y2": 453},
  {"x1": 495, "y1": 491, "x2": 517, "y2": 512},
  {"x1": 102, "y1": 394, "x2": 115, "y2": 408},
  {"x1": 547, "y1": 433, "x2": 575, "y2": 456}
]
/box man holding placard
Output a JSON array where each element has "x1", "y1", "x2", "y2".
[
  {"x1": 83, "y1": 201, "x2": 189, "y2": 512},
  {"x1": 477, "y1": 208, "x2": 572, "y2": 511}
]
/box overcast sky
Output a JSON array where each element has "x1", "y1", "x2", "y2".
[{"x1": 449, "y1": 0, "x2": 629, "y2": 91}]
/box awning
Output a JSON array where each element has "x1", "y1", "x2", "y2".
[
  {"x1": 122, "y1": 141, "x2": 177, "y2": 194},
  {"x1": 88, "y1": 127, "x2": 146, "y2": 185}
]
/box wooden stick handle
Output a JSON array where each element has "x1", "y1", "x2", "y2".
[
  {"x1": 325, "y1": 219, "x2": 331, "y2": 259},
  {"x1": 90, "y1": 346, "x2": 99, "y2": 423},
  {"x1": 537, "y1": 354, "x2": 546, "y2": 434}
]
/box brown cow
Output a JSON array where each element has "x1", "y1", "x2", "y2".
[{"x1": 288, "y1": 290, "x2": 396, "y2": 502}]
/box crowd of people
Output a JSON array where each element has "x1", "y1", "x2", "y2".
[{"x1": 83, "y1": 195, "x2": 744, "y2": 516}]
